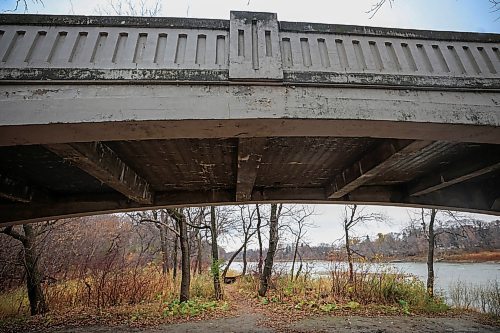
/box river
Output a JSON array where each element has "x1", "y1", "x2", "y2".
[{"x1": 229, "y1": 260, "x2": 500, "y2": 299}]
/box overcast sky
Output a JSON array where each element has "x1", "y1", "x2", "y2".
[
  {"x1": 1, "y1": 0, "x2": 499, "y2": 33},
  {"x1": 1, "y1": 0, "x2": 498, "y2": 248}
]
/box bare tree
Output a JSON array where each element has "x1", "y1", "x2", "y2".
[
  {"x1": 411, "y1": 208, "x2": 466, "y2": 297},
  {"x1": 167, "y1": 209, "x2": 190, "y2": 302},
  {"x1": 128, "y1": 210, "x2": 175, "y2": 275},
  {"x1": 1, "y1": 222, "x2": 57, "y2": 315},
  {"x1": 209, "y1": 206, "x2": 223, "y2": 300},
  {"x1": 94, "y1": 0, "x2": 162, "y2": 16},
  {"x1": 369, "y1": 0, "x2": 499, "y2": 20},
  {"x1": 2, "y1": 0, "x2": 43, "y2": 13},
  {"x1": 183, "y1": 206, "x2": 234, "y2": 300},
  {"x1": 258, "y1": 203, "x2": 283, "y2": 297},
  {"x1": 172, "y1": 219, "x2": 180, "y2": 279},
  {"x1": 422, "y1": 209, "x2": 437, "y2": 297},
  {"x1": 222, "y1": 205, "x2": 261, "y2": 278},
  {"x1": 366, "y1": 0, "x2": 395, "y2": 18},
  {"x1": 185, "y1": 207, "x2": 209, "y2": 275},
  {"x1": 471, "y1": 219, "x2": 495, "y2": 249},
  {"x1": 255, "y1": 204, "x2": 264, "y2": 275},
  {"x1": 491, "y1": 0, "x2": 500, "y2": 18},
  {"x1": 341, "y1": 205, "x2": 385, "y2": 282},
  {"x1": 238, "y1": 205, "x2": 257, "y2": 276},
  {"x1": 285, "y1": 206, "x2": 315, "y2": 281}
]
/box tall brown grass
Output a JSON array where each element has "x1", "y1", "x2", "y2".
[
  {"x1": 0, "y1": 266, "x2": 218, "y2": 318},
  {"x1": 445, "y1": 251, "x2": 500, "y2": 262},
  {"x1": 238, "y1": 263, "x2": 447, "y2": 314}
]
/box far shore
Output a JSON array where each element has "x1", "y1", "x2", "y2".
[{"x1": 230, "y1": 250, "x2": 500, "y2": 265}]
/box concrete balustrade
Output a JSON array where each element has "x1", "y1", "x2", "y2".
[{"x1": 0, "y1": 11, "x2": 498, "y2": 87}]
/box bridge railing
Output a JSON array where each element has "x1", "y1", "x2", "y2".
[
  {"x1": 0, "y1": 25, "x2": 229, "y2": 70},
  {"x1": 279, "y1": 24, "x2": 499, "y2": 77},
  {"x1": 0, "y1": 11, "x2": 498, "y2": 88}
]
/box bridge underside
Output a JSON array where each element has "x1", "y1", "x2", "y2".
[{"x1": 1, "y1": 127, "x2": 500, "y2": 224}]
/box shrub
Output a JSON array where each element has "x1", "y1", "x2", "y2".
[
  {"x1": 0, "y1": 266, "x2": 221, "y2": 319},
  {"x1": 449, "y1": 280, "x2": 500, "y2": 316},
  {"x1": 236, "y1": 264, "x2": 442, "y2": 314}
]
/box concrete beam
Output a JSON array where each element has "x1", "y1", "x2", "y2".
[
  {"x1": 236, "y1": 138, "x2": 267, "y2": 201},
  {"x1": 0, "y1": 173, "x2": 37, "y2": 203},
  {"x1": 327, "y1": 140, "x2": 433, "y2": 199},
  {"x1": 409, "y1": 153, "x2": 500, "y2": 197},
  {"x1": 2, "y1": 180, "x2": 498, "y2": 226},
  {"x1": 0, "y1": 190, "x2": 235, "y2": 226},
  {"x1": 408, "y1": 181, "x2": 499, "y2": 213},
  {"x1": 45, "y1": 142, "x2": 153, "y2": 204},
  {"x1": 492, "y1": 198, "x2": 500, "y2": 211},
  {"x1": 1, "y1": 85, "x2": 499, "y2": 146}
]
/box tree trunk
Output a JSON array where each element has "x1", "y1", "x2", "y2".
[
  {"x1": 222, "y1": 242, "x2": 246, "y2": 278},
  {"x1": 196, "y1": 230, "x2": 203, "y2": 275},
  {"x1": 296, "y1": 251, "x2": 303, "y2": 280},
  {"x1": 256, "y1": 205, "x2": 264, "y2": 276},
  {"x1": 344, "y1": 205, "x2": 358, "y2": 283},
  {"x1": 242, "y1": 242, "x2": 248, "y2": 276},
  {"x1": 290, "y1": 235, "x2": 300, "y2": 281},
  {"x1": 172, "y1": 226, "x2": 179, "y2": 279},
  {"x1": 177, "y1": 210, "x2": 191, "y2": 302},
  {"x1": 426, "y1": 209, "x2": 437, "y2": 298},
  {"x1": 158, "y1": 223, "x2": 169, "y2": 275},
  {"x1": 258, "y1": 204, "x2": 280, "y2": 297},
  {"x1": 159, "y1": 209, "x2": 170, "y2": 274},
  {"x1": 210, "y1": 207, "x2": 223, "y2": 300},
  {"x1": 23, "y1": 225, "x2": 49, "y2": 315},
  {"x1": 345, "y1": 223, "x2": 354, "y2": 282}
]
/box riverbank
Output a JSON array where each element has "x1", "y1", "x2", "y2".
[
  {"x1": 2, "y1": 262, "x2": 499, "y2": 332},
  {"x1": 371, "y1": 251, "x2": 500, "y2": 264},
  {"x1": 437, "y1": 251, "x2": 500, "y2": 263},
  {"x1": 2, "y1": 284, "x2": 497, "y2": 333},
  {"x1": 265, "y1": 250, "x2": 500, "y2": 264}
]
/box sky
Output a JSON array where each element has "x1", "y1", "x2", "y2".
[
  {"x1": 1, "y1": 0, "x2": 499, "y2": 33},
  {"x1": 1, "y1": 0, "x2": 499, "y2": 248}
]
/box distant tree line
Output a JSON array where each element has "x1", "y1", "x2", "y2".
[{"x1": 228, "y1": 218, "x2": 500, "y2": 263}]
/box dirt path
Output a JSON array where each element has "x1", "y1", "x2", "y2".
[
  {"x1": 42, "y1": 286, "x2": 500, "y2": 333},
  {"x1": 288, "y1": 316, "x2": 500, "y2": 333}
]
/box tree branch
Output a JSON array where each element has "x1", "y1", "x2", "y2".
[
  {"x1": 366, "y1": 0, "x2": 394, "y2": 19},
  {"x1": 139, "y1": 218, "x2": 180, "y2": 237},
  {"x1": 1, "y1": 226, "x2": 28, "y2": 244},
  {"x1": 185, "y1": 220, "x2": 211, "y2": 230},
  {"x1": 350, "y1": 248, "x2": 367, "y2": 259}
]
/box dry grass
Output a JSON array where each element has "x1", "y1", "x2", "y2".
[
  {"x1": 445, "y1": 251, "x2": 500, "y2": 262},
  {"x1": 0, "y1": 266, "x2": 225, "y2": 320},
  {"x1": 237, "y1": 264, "x2": 448, "y2": 315},
  {"x1": 0, "y1": 266, "x2": 235, "y2": 332},
  {"x1": 449, "y1": 280, "x2": 500, "y2": 316}
]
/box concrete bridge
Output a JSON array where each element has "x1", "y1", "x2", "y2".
[{"x1": 0, "y1": 11, "x2": 499, "y2": 224}]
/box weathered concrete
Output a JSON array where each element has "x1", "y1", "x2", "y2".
[
  {"x1": 0, "y1": 85, "x2": 498, "y2": 146},
  {"x1": 0, "y1": 11, "x2": 499, "y2": 224}
]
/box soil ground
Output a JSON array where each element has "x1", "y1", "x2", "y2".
[{"x1": 17, "y1": 286, "x2": 500, "y2": 333}]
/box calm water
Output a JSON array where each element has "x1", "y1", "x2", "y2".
[{"x1": 229, "y1": 260, "x2": 500, "y2": 297}]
